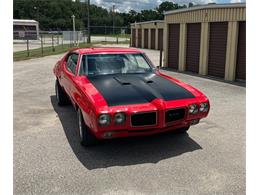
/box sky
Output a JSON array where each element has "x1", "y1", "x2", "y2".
[{"x1": 89, "y1": 0, "x2": 246, "y2": 12}]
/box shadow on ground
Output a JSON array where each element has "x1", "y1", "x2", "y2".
[{"x1": 50, "y1": 95, "x2": 202, "y2": 170}]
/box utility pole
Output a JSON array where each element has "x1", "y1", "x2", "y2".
[
  {"x1": 71, "y1": 15, "x2": 76, "y2": 46},
  {"x1": 86, "y1": 0, "x2": 91, "y2": 43},
  {"x1": 112, "y1": 4, "x2": 115, "y2": 35}
]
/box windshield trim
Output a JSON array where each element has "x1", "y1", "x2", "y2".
[{"x1": 82, "y1": 53, "x2": 155, "y2": 77}]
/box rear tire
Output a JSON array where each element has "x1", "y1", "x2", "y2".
[
  {"x1": 55, "y1": 79, "x2": 70, "y2": 106},
  {"x1": 175, "y1": 126, "x2": 190, "y2": 134},
  {"x1": 77, "y1": 109, "x2": 99, "y2": 146}
]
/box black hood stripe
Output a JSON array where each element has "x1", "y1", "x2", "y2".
[{"x1": 88, "y1": 73, "x2": 195, "y2": 107}]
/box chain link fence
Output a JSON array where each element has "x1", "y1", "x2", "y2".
[{"x1": 13, "y1": 26, "x2": 130, "y2": 60}]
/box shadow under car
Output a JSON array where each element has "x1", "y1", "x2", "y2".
[{"x1": 50, "y1": 95, "x2": 202, "y2": 170}]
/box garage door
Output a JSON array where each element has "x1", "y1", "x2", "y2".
[
  {"x1": 158, "y1": 29, "x2": 163, "y2": 51},
  {"x1": 208, "y1": 22, "x2": 228, "y2": 78},
  {"x1": 144, "y1": 29, "x2": 148, "y2": 49},
  {"x1": 186, "y1": 23, "x2": 201, "y2": 73},
  {"x1": 138, "y1": 29, "x2": 142, "y2": 48},
  {"x1": 168, "y1": 24, "x2": 180, "y2": 69},
  {"x1": 151, "y1": 29, "x2": 156, "y2": 49},
  {"x1": 131, "y1": 28, "x2": 136, "y2": 47},
  {"x1": 236, "y1": 21, "x2": 246, "y2": 81}
]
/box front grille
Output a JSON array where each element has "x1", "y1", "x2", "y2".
[
  {"x1": 165, "y1": 108, "x2": 185, "y2": 123},
  {"x1": 131, "y1": 112, "x2": 157, "y2": 127}
]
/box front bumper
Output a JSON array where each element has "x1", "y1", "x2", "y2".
[{"x1": 91, "y1": 98, "x2": 209, "y2": 140}]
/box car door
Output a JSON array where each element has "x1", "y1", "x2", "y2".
[{"x1": 62, "y1": 52, "x2": 79, "y2": 105}]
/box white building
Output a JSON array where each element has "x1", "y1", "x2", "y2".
[{"x1": 13, "y1": 19, "x2": 39, "y2": 40}]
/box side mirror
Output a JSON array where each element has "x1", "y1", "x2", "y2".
[{"x1": 156, "y1": 65, "x2": 160, "y2": 70}]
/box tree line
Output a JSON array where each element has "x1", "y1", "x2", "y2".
[{"x1": 14, "y1": 0, "x2": 197, "y2": 31}]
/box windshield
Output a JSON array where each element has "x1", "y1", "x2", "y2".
[{"x1": 79, "y1": 53, "x2": 154, "y2": 76}]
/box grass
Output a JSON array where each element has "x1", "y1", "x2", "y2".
[{"x1": 13, "y1": 40, "x2": 130, "y2": 61}]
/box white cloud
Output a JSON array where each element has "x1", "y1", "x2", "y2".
[
  {"x1": 90, "y1": 0, "x2": 244, "y2": 13},
  {"x1": 230, "y1": 0, "x2": 242, "y2": 3}
]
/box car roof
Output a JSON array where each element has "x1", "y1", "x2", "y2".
[{"x1": 71, "y1": 47, "x2": 144, "y2": 55}]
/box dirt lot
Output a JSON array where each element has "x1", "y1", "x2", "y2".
[{"x1": 14, "y1": 46, "x2": 245, "y2": 195}]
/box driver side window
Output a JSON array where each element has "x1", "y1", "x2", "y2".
[{"x1": 66, "y1": 53, "x2": 78, "y2": 75}]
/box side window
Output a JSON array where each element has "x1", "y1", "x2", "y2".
[
  {"x1": 66, "y1": 53, "x2": 78, "y2": 75},
  {"x1": 135, "y1": 55, "x2": 150, "y2": 69}
]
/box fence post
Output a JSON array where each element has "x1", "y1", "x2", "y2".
[
  {"x1": 159, "y1": 49, "x2": 163, "y2": 67},
  {"x1": 116, "y1": 35, "x2": 118, "y2": 44},
  {"x1": 57, "y1": 35, "x2": 59, "y2": 45},
  {"x1": 62, "y1": 35, "x2": 63, "y2": 49},
  {"x1": 52, "y1": 35, "x2": 55, "y2": 52},
  {"x1": 41, "y1": 34, "x2": 43, "y2": 56},
  {"x1": 26, "y1": 39, "x2": 29, "y2": 57}
]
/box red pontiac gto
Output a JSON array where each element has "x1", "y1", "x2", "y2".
[{"x1": 53, "y1": 47, "x2": 210, "y2": 146}]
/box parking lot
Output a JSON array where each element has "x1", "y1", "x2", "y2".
[{"x1": 14, "y1": 46, "x2": 245, "y2": 195}]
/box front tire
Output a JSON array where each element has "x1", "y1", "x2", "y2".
[
  {"x1": 77, "y1": 109, "x2": 98, "y2": 146},
  {"x1": 55, "y1": 79, "x2": 70, "y2": 106}
]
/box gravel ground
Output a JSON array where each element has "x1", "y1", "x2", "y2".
[{"x1": 14, "y1": 46, "x2": 245, "y2": 195}]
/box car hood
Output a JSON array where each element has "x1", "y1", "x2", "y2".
[{"x1": 87, "y1": 73, "x2": 195, "y2": 107}]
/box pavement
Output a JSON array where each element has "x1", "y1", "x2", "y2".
[{"x1": 14, "y1": 46, "x2": 245, "y2": 195}]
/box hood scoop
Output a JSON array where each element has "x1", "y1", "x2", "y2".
[
  {"x1": 113, "y1": 76, "x2": 131, "y2": 85},
  {"x1": 145, "y1": 80, "x2": 153, "y2": 84}
]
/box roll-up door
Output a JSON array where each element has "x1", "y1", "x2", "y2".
[
  {"x1": 144, "y1": 29, "x2": 148, "y2": 49},
  {"x1": 167, "y1": 24, "x2": 180, "y2": 69},
  {"x1": 158, "y1": 29, "x2": 163, "y2": 51},
  {"x1": 186, "y1": 23, "x2": 201, "y2": 73},
  {"x1": 131, "y1": 28, "x2": 136, "y2": 47},
  {"x1": 150, "y1": 29, "x2": 156, "y2": 49},
  {"x1": 236, "y1": 21, "x2": 246, "y2": 81},
  {"x1": 138, "y1": 29, "x2": 142, "y2": 48},
  {"x1": 208, "y1": 22, "x2": 228, "y2": 78}
]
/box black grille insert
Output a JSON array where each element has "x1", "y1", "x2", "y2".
[
  {"x1": 165, "y1": 108, "x2": 185, "y2": 123},
  {"x1": 131, "y1": 112, "x2": 157, "y2": 127}
]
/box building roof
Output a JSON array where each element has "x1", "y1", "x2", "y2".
[
  {"x1": 164, "y1": 3, "x2": 246, "y2": 15},
  {"x1": 130, "y1": 20, "x2": 164, "y2": 26},
  {"x1": 13, "y1": 19, "x2": 39, "y2": 24}
]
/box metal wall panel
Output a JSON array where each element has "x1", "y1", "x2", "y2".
[
  {"x1": 208, "y1": 22, "x2": 228, "y2": 78},
  {"x1": 131, "y1": 28, "x2": 136, "y2": 47},
  {"x1": 236, "y1": 21, "x2": 246, "y2": 80},
  {"x1": 186, "y1": 23, "x2": 201, "y2": 73},
  {"x1": 138, "y1": 29, "x2": 142, "y2": 48},
  {"x1": 150, "y1": 29, "x2": 156, "y2": 49},
  {"x1": 165, "y1": 7, "x2": 246, "y2": 24},
  {"x1": 144, "y1": 29, "x2": 149, "y2": 48},
  {"x1": 167, "y1": 24, "x2": 180, "y2": 69},
  {"x1": 158, "y1": 29, "x2": 164, "y2": 50}
]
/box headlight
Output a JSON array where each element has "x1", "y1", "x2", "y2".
[
  {"x1": 114, "y1": 112, "x2": 126, "y2": 125},
  {"x1": 200, "y1": 102, "x2": 209, "y2": 112},
  {"x1": 189, "y1": 104, "x2": 198, "y2": 114},
  {"x1": 98, "y1": 114, "x2": 111, "y2": 126}
]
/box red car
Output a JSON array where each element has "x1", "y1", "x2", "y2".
[{"x1": 53, "y1": 47, "x2": 210, "y2": 146}]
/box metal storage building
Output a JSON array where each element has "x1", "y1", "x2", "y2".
[
  {"x1": 13, "y1": 19, "x2": 39, "y2": 40},
  {"x1": 164, "y1": 3, "x2": 246, "y2": 81},
  {"x1": 130, "y1": 21, "x2": 164, "y2": 51}
]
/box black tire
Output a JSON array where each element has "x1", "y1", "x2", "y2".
[
  {"x1": 77, "y1": 109, "x2": 99, "y2": 146},
  {"x1": 55, "y1": 79, "x2": 70, "y2": 106},
  {"x1": 175, "y1": 126, "x2": 190, "y2": 134}
]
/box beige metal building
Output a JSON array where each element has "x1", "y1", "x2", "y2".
[
  {"x1": 164, "y1": 3, "x2": 246, "y2": 81},
  {"x1": 131, "y1": 20, "x2": 164, "y2": 50}
]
